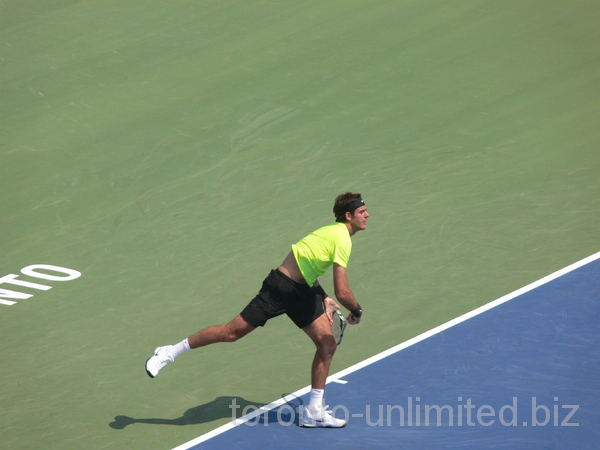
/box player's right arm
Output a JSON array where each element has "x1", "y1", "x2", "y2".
[{"x1": 333, "y1": 263, "x2": 362, "y2": 324}]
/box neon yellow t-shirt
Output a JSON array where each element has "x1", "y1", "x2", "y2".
[{"x1": 291, "y1": 222, "x2": 352, "y2": 286}]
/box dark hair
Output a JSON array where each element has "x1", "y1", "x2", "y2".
[{"x1": 333, "y1": 192, "x2": 363, "y2": 222}]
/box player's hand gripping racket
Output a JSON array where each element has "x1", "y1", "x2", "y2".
[{"x1": 332, "y1": 310, "x2": 348, "y2": 345}]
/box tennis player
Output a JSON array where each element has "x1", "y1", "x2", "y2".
[{"x1": 145, "y1": 192, "x2": 368, "y2": 428}]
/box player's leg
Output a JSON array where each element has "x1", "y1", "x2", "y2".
[
  {"x1": 145, "y1": 315, "x2": 255, "y2": 378},
  {"x1": 145, "y1": 270, "x2": 283, "y2": 378},
  {"x1": 302, "y1": 312, "x2": 337, "y2": 389},
  {"x1": 187, "y1": 314, "x2": 255, "y2": 348},
  {"x1": 284, "y1": 286, "x2": 345, "y2": 426},
  {"x1": 300, "y1": 313, "x2": 346, "y2": 428}
]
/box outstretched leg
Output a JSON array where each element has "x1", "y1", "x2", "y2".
[
  {"x1": 145, "y1": 315, "x2": 255, "y2": 378},
  {"x1": 187, "y1": 315, "x2": 255, "y2": 348}
]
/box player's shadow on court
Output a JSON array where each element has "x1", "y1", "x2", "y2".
[
  {"x1": 255, "y1": 395, "x2": 304, "y2": 426},
  {"x1": 109, "y1": 396, "x2": 267, "y2": 429}
]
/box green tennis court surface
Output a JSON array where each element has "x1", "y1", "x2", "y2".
[{"x1": 1, "y1": 1, "x2": 598, "y2": 448}]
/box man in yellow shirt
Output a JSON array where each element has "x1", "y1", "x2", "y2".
[{"x1": 145, "y1": 192, "x2": 369, "y2": 428}]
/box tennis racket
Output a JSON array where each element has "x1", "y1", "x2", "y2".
[{"x1": 332, "y1": 310, "x2": 348, "y2": 345}]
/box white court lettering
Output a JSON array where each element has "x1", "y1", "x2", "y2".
[
  {"x1": 21, "y1": 264, "x2": 81, "y2": 281},
  {"x1": 0, "y1": 265, "x2": 81, "y2": 306}
]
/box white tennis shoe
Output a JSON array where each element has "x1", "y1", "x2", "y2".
[
  {"x1": 145, "y1": 346, "x2": 174, "y2": 378},
  {"x1": 301, "y1": 405, "x2": 347, "y2": 428}
]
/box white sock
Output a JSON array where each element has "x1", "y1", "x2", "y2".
[
  {"x1": 170, "y1": 338, "x2": 191, "y2": 358},
  {"x1": 308, "y1": 388, "x2": 324, "y2": 409}
]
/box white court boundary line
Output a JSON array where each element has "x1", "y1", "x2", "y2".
[{"x1": 173, "y1": 251, "x2": 600, "y2": 450}]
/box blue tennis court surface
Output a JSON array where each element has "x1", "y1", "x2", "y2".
[{"x1": 176, "y1": 252, "x2": 600, "y2": 449}]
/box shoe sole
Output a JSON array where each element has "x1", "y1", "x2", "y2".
[
  {"x1": 301, "y1": 421, "x2": 346, "y2": 428},
  {"x1": 145, "y1": 358, "x2": 156, "y2": 378}
]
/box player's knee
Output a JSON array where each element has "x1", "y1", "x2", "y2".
[
  {"x1": 318, "y1": 336, "x2": 337, "y2": 359},
  {"x1": 221, "y1": 316, "x2": 253, "y2": 342},
  {"x1": 223, "y1": 325, "x2": 251, "y2": 342},
  {"x1": 224, "y1": 330, "x2": 243, "y2": 342}
]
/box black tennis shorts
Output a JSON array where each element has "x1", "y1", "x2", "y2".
[{"x1": 240, "y1": 269, "x2": 325, "y2": 329}]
